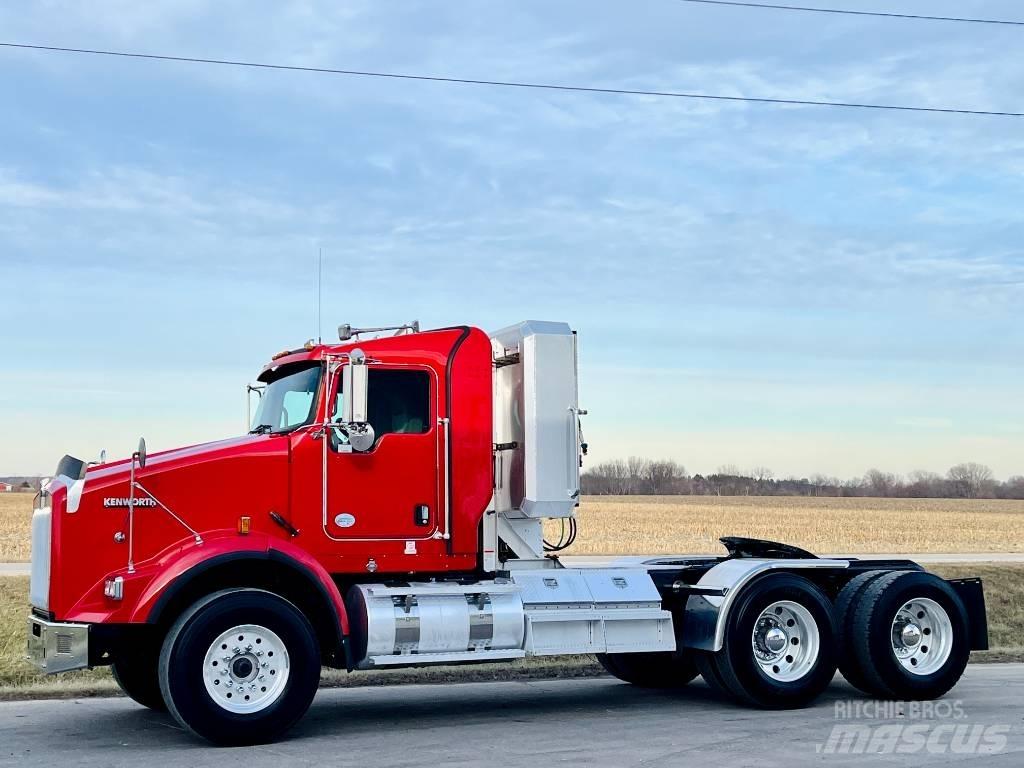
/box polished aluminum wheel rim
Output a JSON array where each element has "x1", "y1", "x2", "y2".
[
  {"x1": 890, "y1": 597, "x2": 952, "y2": 676},
  {"x1": 203, "y1": 624, "x2": 290, "y2": 714},
  {"x1": 751, "y1": 600, "x2": 820, "y2": 682}
]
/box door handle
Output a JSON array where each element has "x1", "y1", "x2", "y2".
[{"x1": 414, "y1": 504, "x2": 430, "y2": 526}]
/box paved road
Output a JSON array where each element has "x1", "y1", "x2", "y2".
[
  {"x1": 1, "y1": 666, "x2": 1021, "y2": 767},
  {"x1": 2, "y1": 553, "x2": 1022, "y2": 577}
]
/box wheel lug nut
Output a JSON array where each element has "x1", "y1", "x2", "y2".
[
  {"x1": 261, "y1": 662, "x2": 269, "y2": 668},
  {"x1": 232, "y1": 646, "x2": 241, "y2": 653}
]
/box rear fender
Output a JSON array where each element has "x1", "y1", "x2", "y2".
[{"x1": 680, "y1": 558, "x2": 851, "y2": 652}]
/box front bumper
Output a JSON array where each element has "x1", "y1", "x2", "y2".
[{"x1": 27, "y1": 616, "x2": 89, "y2": 674}]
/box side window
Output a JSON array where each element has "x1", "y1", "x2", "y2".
[
  {"x1": 330, "y1": 367, "x2": 431, "y2": 449},
  {"x1": 367, "y1": 369, "x2": 431, "y2": 438}
]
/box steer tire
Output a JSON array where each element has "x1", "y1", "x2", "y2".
[
  {"x1": 111, "y1": 645, "x2": 167, "y2": 711},
  {"x1": 700, "y1": 574, "x2": 837, "y2": 709},
  {"x1": 159, "y1": 589, "x2": 321, "y2": 746},
  {"x1": 834, "y1": 570, "x2": 893, "y2": 695},
  {"x1": 849, "y1": 570, "x2": 970, "y2": 701},
  {"x1": 597, "y1": 650, "x2": 699, "y2": 688}
]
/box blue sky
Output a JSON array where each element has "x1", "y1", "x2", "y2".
[{"x1": 1, "y1": 0, "x2": 1022, "y2": 479}]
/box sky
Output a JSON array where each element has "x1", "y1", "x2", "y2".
[{"x1": 1, "y1": 0, "x2": 1022, "y2": 480}]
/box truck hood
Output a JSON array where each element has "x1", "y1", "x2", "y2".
[{"x1": 84, "y1": 434, "x2": 282, "y2": 484}]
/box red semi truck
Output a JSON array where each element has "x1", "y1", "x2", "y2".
[{"x1": 28, "y1": 321, "x2": 987, "y2": 745}]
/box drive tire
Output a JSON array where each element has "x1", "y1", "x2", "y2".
[
  {"x1": 597, "y1": 650, "x2": 699, "y2": 688},
  {"x1": 833, "y1": 570, "x2": 892, "y2": 695},
  {"x1": 695, "y1": 650, "x2": 733, "y2": 697},
  {"x1": 159, "y1": 589, "x2": 320, "y2": 746},
  {"x1": 700, "y1": 574, "x2": 837, "y2": 709},
  {"x1": 849, "y1": 571, "x2": 970, "y2": 700},
  {"x1": 111, "y1": 644, "x2": 166, "y2": 711}
]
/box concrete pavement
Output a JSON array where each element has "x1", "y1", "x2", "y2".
[{"x1": 1, "y1": 666, "x2": 1021, "y2": 766}]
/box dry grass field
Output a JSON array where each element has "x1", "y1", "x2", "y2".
[
  {"x1": 4, "y1": 493, "x2": 1024, "y2": 562},
  {"x1": 548, "y1": 496, "x2": 1024, "y2": 555},
  {"x1": 0, "y1": 494, "x2": 32, "y2": 562}
]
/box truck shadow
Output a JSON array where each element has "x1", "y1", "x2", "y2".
[{"x1": 291, "y1": 676, "x2": 873, "y2": 741}]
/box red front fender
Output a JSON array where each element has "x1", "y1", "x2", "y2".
[{"x1": 131, "y1": 532, "x2": 350, "y2": 636}]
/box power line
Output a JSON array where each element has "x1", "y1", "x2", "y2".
[
  {"x1": 676, "y1": 0, "x2": 1024, "y2": 27},
  {"x1": 2, "y1": 41, "x2": 1023, "y2": 118}
]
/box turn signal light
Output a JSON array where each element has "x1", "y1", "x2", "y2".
[
  {"x1": 238, "y1": 516, "x2": 251, "y2": 535},
  {"x1": 103, "y1": 576, "x2": 124, "y2": 601}
]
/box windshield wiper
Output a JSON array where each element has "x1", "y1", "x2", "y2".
[{"x1": 249, "y1": 424, "x2": 273, "y2": 435}]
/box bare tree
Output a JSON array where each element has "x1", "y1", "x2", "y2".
[
  {"x1": 905, "y1": 470, "x2": 945, "y2": 498},
  {"x1": 864, "y1": 469, "x2": 901, "y2": 497},
  {"x1": 626, "y1": 456, "x2": 651, "y2": 494},
  {"x1": 947, "y1": 463, "x2": 995, "y2": 499},
  {"x1": 646, "y1": 460, "x2": 685, "y2": 495}
]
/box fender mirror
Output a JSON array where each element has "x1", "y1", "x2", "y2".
[{"x1": 136, "y1": 437, "x2": 147, "y2": 469}]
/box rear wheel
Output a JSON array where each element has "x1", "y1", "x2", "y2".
[
  {"x1": 111, "y1": 644, "x2": 166, "y2": 711},
  {"x1": 597, "y1": 650, "x2": 698, "y2": 688},
  {"x1": 698, "y1": 574, "x2": 837, "y2": 708},
  {"x1": 833, "y1": 570, "x2": 892, "y2": 694},
  {"x1": 849, "y1": 571, "x2": 970, "y2": 700},
  {"x1": 159, "y1": 589, "x2": 321, "y2": 746}
]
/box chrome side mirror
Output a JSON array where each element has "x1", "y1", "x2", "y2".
[
  {"x1": 341, "y1": 349, "x2": 368, "y2": 424},
  {"x1": 347, "y1": 423, "x2": 375, "y2": 452}
]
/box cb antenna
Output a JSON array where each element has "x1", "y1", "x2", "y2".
[{"x1": 316, "y1": 248, "x2": 323, "y2": 344}]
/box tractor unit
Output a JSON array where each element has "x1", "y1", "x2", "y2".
[{"x1": 27, "y1": 321, "x2": 988, "y2": 745}]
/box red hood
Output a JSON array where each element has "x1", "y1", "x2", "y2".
[{"x1": 84, "y1": 434, "x2": 278, "y2": 484}]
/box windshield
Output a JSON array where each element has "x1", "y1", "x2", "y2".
[{"x1": 251, "y1": 362, "x2": 322, "y2": 433}]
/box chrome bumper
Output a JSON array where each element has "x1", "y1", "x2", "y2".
[{"x1": 27, "y1": 616, "x2": 89, "y2": 674}]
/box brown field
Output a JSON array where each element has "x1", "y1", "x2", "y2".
[
  {"x1": 0, "y1": 494, "x2": 33, "y2": 562},
  {"x1": 548, "y1": 496, "x2": 1024, "y2": 555},
  {"x1": 4, "y1": 493, "x2": 1024, "y2": 562}
]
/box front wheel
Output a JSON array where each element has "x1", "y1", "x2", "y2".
[
  {"x1": 111, "y1": 642, "x2": 166, "y2": 711},
  {"x1": 159, "y1": 589, "x2": 321, "y2": 746},
  {"x1": 697, "y1": 574, "x2": 837, "y2": 709}
]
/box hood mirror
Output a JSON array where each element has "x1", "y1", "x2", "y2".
[{"x1": 136, "y1": 437, "x2": 147, "y2": 469}]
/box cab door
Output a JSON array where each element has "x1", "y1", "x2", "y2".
[{"x1": 323, "y1": 364, "x2": 441, "y2": 541}]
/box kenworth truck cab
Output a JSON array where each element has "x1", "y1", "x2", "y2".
[{"x1": 28, "y1": 321, "x2": 988, "y2": 745}]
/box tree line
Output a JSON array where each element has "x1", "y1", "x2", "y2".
[{"x1": 581, "y1": 458, "x2": 1024, "y2": 500}]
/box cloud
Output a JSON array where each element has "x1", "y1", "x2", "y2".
[{"x1": 2, "y1": 0, "x2": 1023, "y2": 474}]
